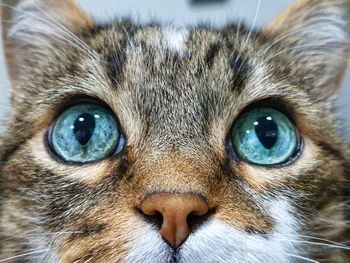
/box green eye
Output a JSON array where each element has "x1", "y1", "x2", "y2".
[
  {"x1": 50, "y1": 103, "x2": 123, "y2": 163},
  {"x1": 231, "y1": 107, "x2": 299, "y2": 166}
]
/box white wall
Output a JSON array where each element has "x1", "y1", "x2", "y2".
[{"x1": 1, "y1": 0, "x2": 349, "y2": 138}]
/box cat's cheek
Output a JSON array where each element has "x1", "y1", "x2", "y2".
[
  {"x1": 27, "y1": 130, "x2": 117, "y2": 185},
  {"x1": 57, "y1": 217, "x2": 140, "y2": 262},
  {"x1": 235, "y1": 137, "x2": 321, "y2": 189}
]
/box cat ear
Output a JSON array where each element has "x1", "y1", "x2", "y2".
[
  {"x1": 1, "y1": 0, "x2": 94, "y2": 98},
  {"x1": 263, "y1": 0, "x2": 350, "y2": 100}
]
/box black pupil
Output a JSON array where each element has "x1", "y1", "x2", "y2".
[
  {"x1": 254, "y1": 116, "x2": 278, "y2": 149},
  {"x1": 73, "y1": 113, "x2": 96, "y2": 145}
]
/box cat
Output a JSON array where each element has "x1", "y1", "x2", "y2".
[{"x1": 0, "y1": 0, "x2": 350, "y2": 262}]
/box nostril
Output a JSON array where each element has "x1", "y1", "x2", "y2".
[
  {"x1": 187, "y1": 209, "x2": 213, "y2": 232},
  {"x1": 187, "y1": 211, "x2": 201, "y2": 228},
  {"x1": 138, "y1": 208, "x2": 163, "y2": 229}
]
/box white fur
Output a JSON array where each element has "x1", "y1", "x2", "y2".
[
  {"x1": 29, "y1": 234, "x2": 60, "y2": 263},
  {"x1": 179, "y1": 199, "x2": 299, "y2": 263},
  {"x1": 162, "y1": 28, "x2": 188, "y2": 55},
  {"x1": 127, "y1": 199, "x2": 300, "y2": 263},
  {"x1": 125, "y1": 223, "x2": 173, "y2": 263}
]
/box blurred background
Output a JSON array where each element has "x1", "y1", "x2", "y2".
[{"x1": 0, "y1": 0, "x2": 349, "y2": 138}]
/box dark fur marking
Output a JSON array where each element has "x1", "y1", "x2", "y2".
[
  {"x1": 344, "y1": 162, "x2": 350, "y2": 187},
  {"x1": 44, "y1": 179, "x2": 90, "y2": 228},
  {"x1": 105, "y1": 50, "x2": 126, "y2": 83},
  {"x1": 220, "y1": 154, "x2": 242, "y2": 183},
  {"x1": 111, "y1": 154, "x2": 130, "y2": 184},
  {"x1": 0, "y1": 142, "x2": 24, "y2": 210},
  {"x1": 343, "y1": 161, "x2": 350, "y2": 227},
  {"x1": 205, "y1": 42, "x2": 222, "y2": 69},
  {"x1": 83, "y1": 20, "x2": 138, "y2": 84},
  {"x1": 229, "y1": 51, "x2": 248, "y2": 91},
  {"x1": 104, "y1": 27, "x2": 137, "y2": 84},
  {"x1": 317, "y1": 141, "x2": 343, "y2": 160},
  {"x1": 0, "y1": 143, "x2": 22, "y2": 164},
  {"x1": 69, "y1": 223, "x2": 107, "y2": 241}
]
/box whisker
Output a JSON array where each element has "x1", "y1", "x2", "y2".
[
  {"x1": 294, "y1": 235, "x2": 349, "y2": 248},
  {"x1": 273, "y1": 237, "x2": 350, "y2": 250},
  {"x1": 0, "y1": 249, "x2": 49, "y2": 262},
  {"x1": 297, "y1": 240, "x2": 349, "y2": 250},
  {"x1": 234, "y1": 4, "x2": 243, "y2": 46},
  {"x1": 0, "y1": 231, "x2": 85, "y2": 243},
  {"x1": 241, "y1": 0, "x2": 261, "y2": 51},
  {"x1": 84, "y1": 256, "x2": 95, "y2": 263},
  {"x1": 121, "y1": 25, "x2": 135, "y2": 49},
  {"x1": 286, "y1": 253, "x2": 320, "y2": 263}
]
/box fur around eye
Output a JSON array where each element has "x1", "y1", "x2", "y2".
[
  {"x1": 231, "y1": 107, "x2": 300, "y2": 166},
  {"x1": 49, "y1": 103, "x2": 124, "y2": 163}
]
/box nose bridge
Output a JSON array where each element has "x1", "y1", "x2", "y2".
[
  {"x1": 142, "y1": 85, "x2": 207, "y2": 138},
  {"x1": 135, "y1": 150, "x2": 215, "y2": 186}
]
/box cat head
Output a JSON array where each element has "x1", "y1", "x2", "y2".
[{"x1": 1, "y1": 0, "x2": 350, "y2": 262}]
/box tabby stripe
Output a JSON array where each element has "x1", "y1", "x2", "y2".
[
  {"x1": 205, "y1": 42, "x2": 222, "y2": 69},
  {"x1": 229, "y1": 51, "x2": 249, "y2": 91}
]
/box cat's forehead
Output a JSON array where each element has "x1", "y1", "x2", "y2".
[
  {"x1": 85, "y1": 22, "x2": 260, "y2": 89},
  {"x1": 84, "y1": 22, "x2": 271, "y2": 106}
]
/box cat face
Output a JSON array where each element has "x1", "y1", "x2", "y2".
[{"x1": 1, "y1": 0, "x2": 350, "y2": 262}]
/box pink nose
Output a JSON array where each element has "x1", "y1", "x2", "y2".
[{"x1": 140, "y1": 193, "x2": 209, "y2": 248}]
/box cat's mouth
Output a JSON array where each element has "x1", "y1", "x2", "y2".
[{"x1": 167, "y1": 253, "x2": 180, "y2": 263}]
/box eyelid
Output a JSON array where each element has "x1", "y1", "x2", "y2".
[
  {"x1": 234, "y1": 97, "x2": 298, "y2": 124},
  {"x1": 49, "y1": 95, "x2": 112, "y2": 121}
]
